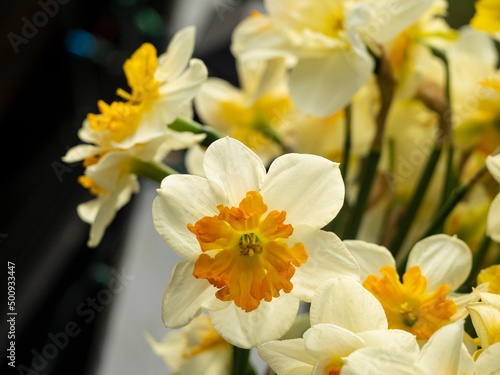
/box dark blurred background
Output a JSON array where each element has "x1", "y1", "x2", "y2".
[{"x1": 0, "y1": 1, "x2": 476, "y2": 374}]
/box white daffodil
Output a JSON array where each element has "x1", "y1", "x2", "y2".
[
  {"x1": 231, "y1": 0, "x2": 434, "y2": 117},
  {"x1": 345, "y1": 234, "x2": 481, "y2": 340},
  {"x1": 258, "y1": 276, "x2": 420, "y2": 375},
  {"x1": 152, "y1": 137, "x2": 360, "y2": 348},
  {"x1": 63, "y1": 26, "x2": 207, "y2": 247},
  {"x1": 467, "y1": 299, "x2": 500, "y2": 353},
  {"x1": 144, "y1": 314, "x2": 232, "y2": 375},
  {"x1": 195, "y1": 58, "x2": 291, "y2": 165},
  {"x1": 486, "y1": 154, "x2": 500, "y2": 242}
]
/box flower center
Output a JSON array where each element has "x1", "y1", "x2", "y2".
[
  {"x1": 78, "y1": 175, "x2": 104, "y2": 196},
  {"x1": 363, "y1": 265, "x2": 457, "y2": 340},
  {"x1": 87, "y1": 43, "x2": 160, "y2": 143},
  {"x1": 477, "y1": 264, "x2": 500, "y2": 294},
  {"x1": 325, "y1": 357, "x2": 344, "y2": 375},
  {"x1": 188, "y1": 191, "x2": 307, "y2": 312}
]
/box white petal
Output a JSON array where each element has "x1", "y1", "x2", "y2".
[
  {"x1": 257, "y1": 339, "x2": 316, "y2": 375},
  {"x1": 449, "y1": 290, "x2": 481, "y2": 321},
  {"x1": 416, "y1": 321, "x2": 464, "y2": 375},
  {"x1": 407, "y1": 234, "x2": 472, "y2": 293},
  {"x1": 344, "y1": 240, "x2": 395, "y2": 281},
  {"x1": 310, "y1": 276, "x2": 387, "y2": 332},
  {"x1": 203, "y1": 137, "x2": 266, "y2": 207},
  {"x1": 476, "y1": 343, "x2": 500, "y2": 375},
  {"x1": 359, "y1": 0, "x2": 434, "y2": 44},
  {"x1": 487, "y1": 194, "x2": 500, "y2": 243},
  {"x1": 260, "y1": 153, "x2": 344, "y2": 229},
  {"x1": 466, "y1": 302, "x2": 500, "y2": 349},
  {"x1": 152, "y1": 174, "x2": 229, "y2": 260},
  {"x1": 290, "y1": 226, "x2": 360, "y2": 302},
  {"x1": 143, "y1": 331, "x2": 184, "y2": 370},
  {"x1": 477, "y1": 290, "x2": 500, "y2": 307},
  {"x1": 158, "y1": 58, "x2": 208, "y2": 125},
  {"x1": 289, "y1": 48, "x2": 374, "y2": 117},
  {"x1": 209, "y1": 293, "x2": 299, "y2": 349},
  {"x1": 179, "y1": 347, "x2": 232, "y2": 375},
  {"x1": 486, "y1": 154, "x2": 500, "y2": 183},
  {"x1": 162, "y1": 260, "x2": 224, "y2": 329},
  {"x1": 156, "y1": 26, "x2": 196, "y2": 82},
  {"x1": 303, "y1": 324, "x2": 366, "y2": 359},
  {"x1": 62, "y1": 144, "x2": 101, "y2": 163},
  {"x1": 357, "y1": 330, "x2": 419, "y2": 355},
  {"x1": 458, "y1": 345, "x2": 475, "y2": 375},
  {"x1": 342, "y1": 347, "x2": 419, "y2": 375}
]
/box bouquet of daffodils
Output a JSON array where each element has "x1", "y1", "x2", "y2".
[{"x1": 64, "y1": 0, "x2": 500, "y2": 374}]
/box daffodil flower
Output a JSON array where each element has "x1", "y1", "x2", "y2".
[
  {"x1": 144, "y1": 314, "x2": 232, "y2": 375},
  {"x1": 470, "y1": 0, "x2": 500, "y2": 41},
  {"x1": 486, "y1": 154, "x2": 500, "y2": 242},
  {"x1": 231, "y1": 0, "x2": 434, "y2": 117},
  {"x1": 63, "y1": 26, "x2": 208, "y2": 247},
  {"x1": 257, "y1": 276, "x2": 420, "y2": 375},
  {"x1": 152, "y1": 137, "x2": 360, "y2": 348},
  {"x1": 346, "y1": 234, "x2": 480, "y2": 340},
  {"x1": 194, "y1": 58, "x2": 291, "y2": 165}
]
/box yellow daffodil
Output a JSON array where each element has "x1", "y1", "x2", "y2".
[
  {"x1": 258, "y1": 276, "x2": 420, "y2": 375},
  {"x1": 486, "y1": 154, "x2": 500, "y2": 242},
  {"x1": 346, "y1": 234, "x2": 479, "y2": 340},
  {"x1": 63, "y1": 26, "x2": 208, "y2": 247},
  {"x1": 144, "y1": 314, "x2": 232, "y2": 375},
  {"x1": 470, "y1": 0, "x2": 500, "y2": 41},
  {"x1": 231, "y1": 0, "x2": 434, "y2": 117},
  {"x1": 152, "y1": 137, "x2": 360, "y2": 348}
]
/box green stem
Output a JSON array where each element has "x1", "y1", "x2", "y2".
[
  {"x1": 168, "y1": 116, "x2": 221, "y2": 147},
  {"x1": 232, "y1": 346, "x2": 251, "y2": 375},
  {"x1": 389, "y1": 146, "x2": 442, "y2": 257},
  {"x1": 396, "y1": 163, "x2": 488, "y2": 273},
  {"x1": 129, "y1": 158, "x2": 178, "y2": 183},
  {"x1": 342, "y1": 147, "x2": 381, "y2": 239},
  {"x1": 341, "y1": 103, "x2": 352, "y2": 179},
  {"x1": 459, "y1": 235, "x2": 492, "y2": 292},
  {"x1": 437, "y1": 145, "x2": 456, "y2": 233},
  {"x1": 342, "y1": 48, "x2": 395, "y2": 239}
]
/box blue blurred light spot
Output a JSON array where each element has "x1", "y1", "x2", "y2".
[{"x1": 65, "y1": 29, "x2": 98, "y2": 58}]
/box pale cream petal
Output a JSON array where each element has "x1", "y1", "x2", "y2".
[
  {"x1": 185, "y1": 144, "x2": 206, "y2": 177},
  {"x1": 158, "y1": 59, "x2": 208, "y2": 125},
  {"x1": 486, "y1": 154, "x2": 500, "y2": 183},
  {"x1": 344, "y1": 240, "x2": 395, "y2": 281},
  {"x1": 466, "y1": 302, "x2": 500, "y2": 349},
  {"x1": 288, "y1": 49, "x2": 374, "y2": 117},
  {"x1": 62, "y1": 144, "x2": 102, "y2": 163},
  {"x1": 416, "y1": 321, "x2": 464, "y2": 375},
  {"x1": 310, "y1": 276, "x2": 387, "y2": 331},
  {"x1": 179, "y1": 347, "x2": 232, "y2": 375},
  {"x1": 449, "y1": 290, "x2": 481, "y2": 321},
  {"x1": 478, "y1": 290, "x2": 500, "y2": 307},
  {"x1": 257, "y1": 339, "x2": 316, "y2": 375},
  {"x1": 458, "y1": 345, "x2": 475, "y2": 375},
  {"x1": 143, "y1": 331, "x2": 185, "y2": 370},
  {"x1": 152, "y1": 174, "x2": 229, "y2": 260},
  {"x1": 209, "y1": 293, "x2": 300, "y2": 349},
  {"x1": 342, "y1": 347, "x2": 419, "y2": 375},
  {"x1": 303, "y1": 324, "x2": 366, "y2": 359},
  {"x1": 359, "y1": 0, "x2": 434, "y2": 43},
  {"x1": 203, "y1": 137, "x2": 266, "y2": 207},
  {"x1": 357, "y1": 330, "x2": 419, "y2": 355},
  {"x1": 260, "y1": 153, "x2": 344, "y2": 229},
  {"x1": 407, "y1": 234, "x2": 472, "y2": 293},
  {"x1": 156, "y1": 26, "x2": 196, "y2": 83},
  {"x1": 475, "y1": 343, "x2": 500, "y2": 375},
  {"x1": 162, "y1": 260, "x2": 220, "y2": 329},
  {"x1": 290, "y1": 226, "x2": 360, "y2": 302},
  {"x1": 487, "y1": 194, "x2": 500, "y2": 242}
]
